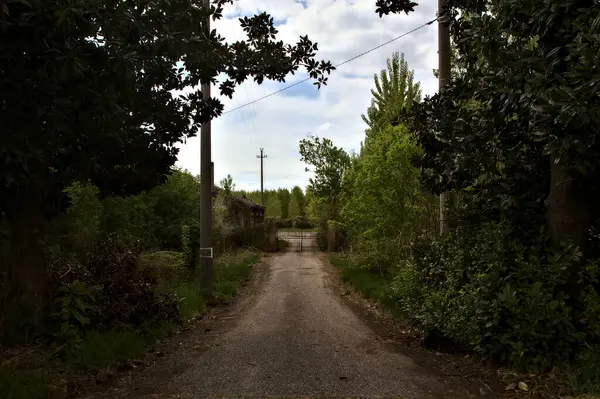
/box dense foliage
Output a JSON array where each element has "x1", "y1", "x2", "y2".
[
  {"x1": 299, "y1": 135, "x2": 351, "y2": 227},
  {"x1": 308, "y1": 0, "x2": 600, "y2": 386},
  {"x1": 0, "y1": 0, "x2": 334, "y2": 337},
  {"x1": 340, "y1": 124, "x2": 429, "y2": 273},
  {"x1": 361, "y1": 52, "x2": 421, "y2": 135},
  {"x1": 300, "y1": 53, "x2": 433, "y2": 266},
  {"x1": 233, "y1": 185, "x2": 307, "y2": 220},
  {"x1": 0, "y1": 169, "x2": 259, "y2": 395},
  {"x1": 0, "y1": 168, "x2": 261, "y2": 346},
  {"x1": 389, "y1": 3, "x2": 600, "y2": 382}
]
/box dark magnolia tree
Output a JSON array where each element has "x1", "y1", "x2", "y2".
[
  {"x1": 393, "y1": 0, "x2": 600, "y2": 296},
  {"x1": 0, "y1": 0, "x2": 334, "y2": 332}
]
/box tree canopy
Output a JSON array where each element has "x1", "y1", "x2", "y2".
[
  {"x1": 0, "y1": 0, "x2": 334, "y2": 219},
  {"x1": 0, "y1": 0, "x2": 335, "y2": 334},
  {"x1": 220, "y1": 174, "x2": 235, "y2": 195},
  {"x1": 361, "y1": 52, "x2": 421, "y2": 135},
  {"x1": 298, "y1": 135, "x2": 350, "y2": 222},
  {"x1": 404, "y1": 0, "x2": 600, "y2": 250}
]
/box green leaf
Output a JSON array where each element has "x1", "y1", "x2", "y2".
[
  {"x1": 74, "y1": 297, "x2": 86, "y2": 312},
  {"x1": 72, "y1": 310, "x2": 88, "y2": 326}
]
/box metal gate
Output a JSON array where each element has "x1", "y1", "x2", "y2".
[{"x1": 276, "y1": 228, "x2": 320, "y2": 252}]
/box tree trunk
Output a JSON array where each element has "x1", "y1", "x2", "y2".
[
  {"x1": 1, "y1": 198, "x2": 48, "y2": 344},
  {"x1": 547, "y1": 157, "x2": 592, "y2": 301},
  {"x1": 547, "y1": 158, "x2": 590, "y2": 249}
]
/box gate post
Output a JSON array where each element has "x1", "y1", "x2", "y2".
[
  {"x1": 267, "y1": 220, "x2": 277, "y2": 252},
  {"x1": 327, "y1": 221, "x2": 338, "y2": 252}
]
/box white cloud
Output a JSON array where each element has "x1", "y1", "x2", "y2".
[{"x1": 175, "y1": 0, "x2": 439, "y2": 191}]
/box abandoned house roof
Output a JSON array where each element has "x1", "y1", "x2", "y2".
[
  {"x1": 213, "y1": 186, "x2": 266, "y2": 212},
  {"x1": 237, "y1": 195, "x2": 266, "y2": 211}
]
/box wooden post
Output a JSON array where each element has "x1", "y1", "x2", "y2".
[
  {"x1": 199, "y1": 0, "x2": 213, "y2": 295},
  {"x1": 438, "y1": 0, "x2": 451, "y2": 235}
]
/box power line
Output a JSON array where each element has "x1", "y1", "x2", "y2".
[{"x1": 222, "y1": 17, "x2": 438, "y2": 115}]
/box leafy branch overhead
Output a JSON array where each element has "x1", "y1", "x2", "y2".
[
  {"x1": 374, "y1": 0, "x2": 419, "y2": 16},
  {"x1": 405, "y1": 0, "x2": 600, "y2": 234},
  {"x1": 0, "y1": 0, "x2": 335, "y2": 215},
  {"x1": 0, "y1": 0, "x2": 335, "y2": 335}
]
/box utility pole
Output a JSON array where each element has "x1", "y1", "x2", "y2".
[
  {"x1": 199, "y1": 0, "x2": 213, "y2": 297},
  {"x1": 256, "y1": 148, "x2": 267, "y2": 205},
  {"x1": 438, "y1": 0, "x2": 451, "y2": 236}
]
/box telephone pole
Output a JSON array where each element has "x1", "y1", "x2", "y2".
[
  {"x1": 256, "y1": 148, "x2": 267, "y2": 205},
  {"x1": 438, "y1": 0, "x2": 451, "y2": 236},
  {"x1": 199, "y1": 0, "x2": 213, "y2": 296}
]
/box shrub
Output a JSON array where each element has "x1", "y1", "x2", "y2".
[
  {"x1": 101, "y1": 194, "x2": 159, "y2": 248},
  {"x1": 51, "y1": 181, "x2": 103, "y2": 256},
  {"x1": 316, "y1": 227, "x2": 327, "y2": 251},
  {"x1": 136, "y1": 251, "x2": 186, "y2": 289},
  {"x1": 50, "y1": 279, "x2": 103, "y2": 348},
  {"x1": 181, "y1": 223, "x2": 200, "y2": 269},
  {"x1": 350, "y1": 235, "x2": 409, "y2": 278},
  {"x1": 392, "y1": 222, "x2": 593, "y2": 370},
  {"x1": 48, "y1": 234, "x2": 181, "y2": 334},
  {"x1": 292, "y1": 216, "x2": 312, "y2": 229}
]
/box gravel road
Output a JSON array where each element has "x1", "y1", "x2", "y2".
[{"x1": 88, "y1": 252, "x2": 496, "y2": 399}]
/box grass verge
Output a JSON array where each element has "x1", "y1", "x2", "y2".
[
  {"x1": 329, "y1": 253, "x2": 401, "y2": 316},
  {"x1": 0, "y1": 249, "x2": 260, "y2": 399},
  {"x1": 0, "y1": 367, "x2": 52, "y2": 399},
  {"x1": 330, "y1": 254, "x2": 600, "y2": 398}
]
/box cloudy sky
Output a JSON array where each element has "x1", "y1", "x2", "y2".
[{"x1": 175, "y1": 0, "x2": 439, "y2": 191}]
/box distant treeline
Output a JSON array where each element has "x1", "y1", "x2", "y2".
[{"x1": 230, "y1": 185, "x2": 310, "y2": 220}]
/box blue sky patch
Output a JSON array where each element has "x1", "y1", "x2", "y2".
[
  {"x1": 273, "y1": 18, "x2": 288, "y2": 26},
  {"x1": 277, "y1": 80, "x2": 320, "y2": 100},
  {"x1": 294, "y1": 0, "x2": 308, "y2": 9}
]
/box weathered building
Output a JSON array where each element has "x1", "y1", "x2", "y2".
[{"x1": 213, "y1": 187, "x2": 265, "y2": 228}]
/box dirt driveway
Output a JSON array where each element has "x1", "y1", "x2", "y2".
[{"x1": 84, "y1": 252, "x2": 500, "y2": 399}]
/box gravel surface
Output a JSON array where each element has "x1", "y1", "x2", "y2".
[{"x1": 85, "y1": 252, "x2": 497, "y2": 399}]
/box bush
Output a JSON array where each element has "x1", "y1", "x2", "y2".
[
  {"x1": 181, "y1": 223, "x2": 200, "y2": 269},
  {"x1": 350, "y1": 235, "x2": 409, "y2": 278},
  {"x1": 48, "y1": 234, "x2": 181, "y2": 335},
  {"x1": 316, "y1": 228, "x2": 327, "y2": 251},
  {"x1": 101, "y1": 194, "x2": 159, "y2": 248},
  {"x1": 51, "y1": 181, "x2": 103, "y2": 256},
  {"x1": 391, "y1": 222, "x2": 596, "y2": 370},
  {"x1": 137, "y1": 251, "x2": 186, "y2": 289},
  {"x1": 292, "y1": 216, "x2": 312, "y2": 229}
]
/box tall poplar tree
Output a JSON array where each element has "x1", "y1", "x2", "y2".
[{"x1": 361, "y1": 52, "x2": 421, "y2": 137}]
